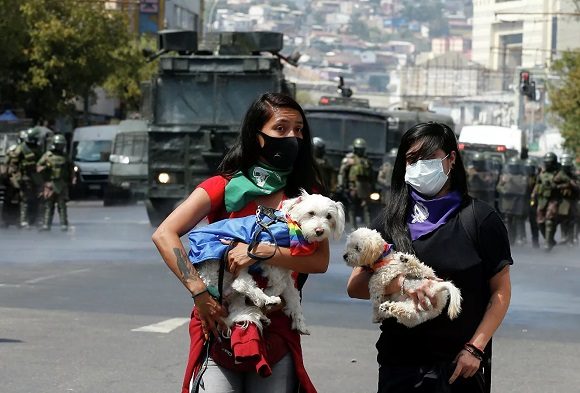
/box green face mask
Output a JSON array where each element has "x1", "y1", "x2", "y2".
[{"x1": 224, "y1": 163, "x2": 291, "y2": 212}]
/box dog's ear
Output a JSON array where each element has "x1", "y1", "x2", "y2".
[
  {"x1": 299, "y1": 188, "x2": 310, "y2": 198},
  {"x1": 333, "y1": 201, "x2": 346, "y2": 240},
  {"x1": 279, "y1": 196, "x2": 302, "y2": 214},
  {"x1": 359, "y1": 238, "x2": 378, "y2": 266}
]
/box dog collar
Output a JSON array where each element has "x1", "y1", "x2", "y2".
[{"x1": 369, "y1": 243, "x2": 393, "y2": 272}]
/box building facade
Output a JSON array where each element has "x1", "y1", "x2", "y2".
[{"x1": 472, "y1": 0, "x2": 579, "y2": 71}]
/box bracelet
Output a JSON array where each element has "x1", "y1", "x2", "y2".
[
  {"x1": 400, "y1": 276, "x2": 407, "y2": 296},
  {"x1": 191, "y1": 288, "x2": 208, "y2": 300},
  {"x1": 463, "y1": 343, "x2": 484, "y2": 361}
]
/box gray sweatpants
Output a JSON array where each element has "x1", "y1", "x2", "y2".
[{"x1": 195, "y1": 354, "x2": 297, "y2": 393}]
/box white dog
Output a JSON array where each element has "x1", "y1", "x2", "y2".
[
  {"x1": 343, "y1": 227, "x2": 462, "y2": 328},
  {"x1": 190, "y1": 190, "x2": 345, "y2": 335}
]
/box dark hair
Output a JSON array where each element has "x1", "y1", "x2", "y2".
[
  {"x1": 383, "y1": 122, "x2": 469, "y2": 253},
  {"x1": 217, "y1": 92, "x2": 321, "y2": 196}
]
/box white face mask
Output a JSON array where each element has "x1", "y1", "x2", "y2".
[{"x1": 404, "y1": 154, "x2": 450, "y2": 196}]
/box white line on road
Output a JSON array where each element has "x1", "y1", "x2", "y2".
[
  {"x1": 0, "y1": 283, "x2": 22, "y2": 288},
  {"x1": 24, "y1": 268, "x2": 91, "y2": 284},
  {"x1": 132, "y1": 318, "x2": 190, "y2": 333}
]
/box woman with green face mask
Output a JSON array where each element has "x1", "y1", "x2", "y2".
[{"x1": 152, "y1": 93, "x2": 326, "y2": 393}]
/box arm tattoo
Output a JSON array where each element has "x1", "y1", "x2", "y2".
[{"x1": 173, "y1": 248, "x2": 199, "y2": 284}]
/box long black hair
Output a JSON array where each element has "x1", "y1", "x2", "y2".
[
  {"x1": 383, "y1": 122, "x2": 469, "y2": 253},
  {"x1": 217, "y1": 92, "x2": 321, "y2": 197}
]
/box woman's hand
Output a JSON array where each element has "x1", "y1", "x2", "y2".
[
  {"x1": 404, "y1": 278, "x2": 439, "y2": 310},
  {"x1": 221, "y1": 240, "x2": 261, "y2": 277},
  {"x1": 449, "y1": 349, "x2": 481, "y2": 384},
  {"x1": 195, "y1": 291, "x2": 228, "y2": 340}
]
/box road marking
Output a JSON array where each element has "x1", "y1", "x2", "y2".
[
  {"x1": 24, "y1": 268, "x2": 91, "y2": 284},
  {"x1": 131, "y1": 318, "x2": 190, "y2": 333},
  {"x1": 0, "y1": 283, "x2": 22, "y2": 288}
]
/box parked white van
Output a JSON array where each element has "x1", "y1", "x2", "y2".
[{"x1": 70, "y1": 124, "x2": 120, "y2": 198}]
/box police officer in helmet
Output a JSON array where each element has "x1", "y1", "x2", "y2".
[
  {"x1": 37, "y1": 134, "x2": 72, "y2": 231},
  {"x1": 554, "y1": 153, "x2": 578, "y2": 245},
  {"x1": 312, "y1": 137, "x2": 337, "y2": 195},
  {"x1": 338, "y1": 137, "x2": 373, "y2": 228},
  {"x1": 11, "y1": 127, "x2": 44, "y2": 228},
  {"x1": 497, "y1": 156, "x2": 528, "y2": 245},
  {"x1": 524, "y1": 158, "x2": 540, "y2": 247},
  {"x1": 532, "y1": 152, "x2": 560, "y2": 251}
]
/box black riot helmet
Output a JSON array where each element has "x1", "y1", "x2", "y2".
[
  {"x1": 50, "y1": 134, "x2": 66, "y2": 153},
  {"x1": 25, "y1": 127, "x2": 42, "y2": 146},
  {"x1": 352, "y1": 137, "x2": 367, "y2": 156},
  {"x1": 543, "y1": 152, "x2": 558, "y2": 172},
  {"x1": 505, "y1": 156, "x2": 524, "y2": 175},
  {"x1": 560, "y1": 153, "x2": 575, "y2": 175},
  {"x1": 524, "y1": 158, "x2": 537, "y2": 176},
  {"x1": 312, "y1": 137, "x2": 325, "y2": 158},
  {"x1": 470, "y1": 152, "x2": 487, "y2": 171}
]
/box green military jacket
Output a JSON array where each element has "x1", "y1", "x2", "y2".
[
  {"x1": 37, "y1": 150, "x2": 71, "y2": 194},
  {"x1": 11, "y1": 142, "x2": 42, "y2": 185},
  {"x1": 533, "y1": 170, "x2": 557, "y2": 210},
  {"x1": 553, "y1": 169, "x2": 579, "y2": 215}
]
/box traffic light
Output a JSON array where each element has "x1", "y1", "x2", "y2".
[
  {"x1": 519, "y1": 71, "x2": 536, "y2": 100},
  {"x1": 337, "y1": 76, "x2": 353, "y2": 98}
]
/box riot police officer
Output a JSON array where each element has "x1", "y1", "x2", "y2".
[
  {"x1": 532, "y1": 152, "x2": 560, "y2": 251},
  {"x1": 467, "y1": 152, "x2": 496, "y2": 207},
  {"x1": 312, "y1": 137, "x2": 337, "y2": 196},
  {"x1": 524, "y1": 158, "x2": 540, "y2": 248},
  {"x1": 10, "y1": 127, "x2": 43, "y2": 228},
  {"x1": 337, "y1": 137, "x2": 372, "y2": 229},
  {"x1": 1, "y1": 130, "x2": 27, "y2": 227},
  {"x1": 377, "y1": 147, "x2": 397, "y2": 206},
  {"x1": 37, "y1": 134, "x2": 72, "y2": 231},
  {"x1": 554, "y1": 153, "x2": 579, "y2": 245},
  {"x1": 497, "y1": 157, "x2": 529, "y2": 245}
]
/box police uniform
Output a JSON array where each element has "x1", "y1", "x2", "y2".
[
  {"x1": 338, "y1": 138, "x2": 372, "y2": 229},
  {"x1": 553, "y1": 154, "x2": 579, "y2": 245},
  {"x1": 532, "y1": 153, "x2": 560, "y2": 251},
  {"x1": 11, "y1": 128, "x2": 43, "y2": 228},
  {"x1": 496, "y1": 158, "x2": 528, "y2": 245},
  {"x1": 1, "y1": 139, "x2": 22, "y2": 227},
  {"x1": 312, "y1": 137, "x2": 337, "y2": 195},
  {"x1": 37, "y1": 135, "x2": 71, "y2": 231},
  {"x1": 377, "y1": 148, "x2": 397, "y2": 206},
  {"x1": 467, "y1": 153, "x2": 496, "y2": 207},
  {"x1": 524, "y1": 159, "x2": 540, "y2": 248}
]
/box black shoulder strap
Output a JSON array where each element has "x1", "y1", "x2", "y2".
[{"x1": 458, "y1": 198, "x2": 480, "y2": 254}]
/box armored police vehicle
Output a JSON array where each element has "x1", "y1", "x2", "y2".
[{"x1": 142, "y1": 30, "x2": 296, "y2": 226}]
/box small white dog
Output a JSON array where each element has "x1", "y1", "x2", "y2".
[
  {"x1": 343, "y1": 227, "x2": 462, "y2": 328},
  {"x1": 190, "y1": 190, "x2": 345, "y2": 335}
]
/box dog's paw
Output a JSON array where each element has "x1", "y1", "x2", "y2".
[{"x1": 264, "y1": 295, "x2": 282, "y2": 306}]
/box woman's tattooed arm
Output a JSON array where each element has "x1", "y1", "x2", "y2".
[{"x1": 173, "y1": 248, "x2": 201, "y2": 286}]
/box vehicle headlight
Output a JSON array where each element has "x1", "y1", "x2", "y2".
[
  {"x1": 119, "y1": 155, "x2": 130, "y2": 164},
  {"x1": 157, "y1": 172, "x2": 171, "y2": 184},
  {"x1": 370, "y1": 192, "x2": 381, "y2": 201},
  {"x1": 74, "y1": 165, "x2": 79, "y2": 173}
]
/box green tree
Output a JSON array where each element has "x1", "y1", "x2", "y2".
[
  {"x1": 19, "y1": 0, "x2": 133, "y2": 121},
  {"x1": 0, "y1": 0, "x2": 29, "y2": 107},
  {"x1": 548, "y1": 51, "x2": 580, "y2": 157},
  {"x1": 103, "y1": 35, "x2": 158, "y2": 117}
]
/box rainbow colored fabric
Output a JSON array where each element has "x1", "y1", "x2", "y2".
[{"x1": 286, "y1": 215, "x2": 319, "y2": 256}]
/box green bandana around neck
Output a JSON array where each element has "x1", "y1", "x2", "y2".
[{"x1": 224, "y1": 163, "x2": 291, "y2": 212}]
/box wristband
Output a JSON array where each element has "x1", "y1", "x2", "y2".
[
  {"x1": 463, "y1": 343, "x2": 484, "y2": 361},
  {"x1": 191, "y1": 288, "x2": 208, "y2": 300}
]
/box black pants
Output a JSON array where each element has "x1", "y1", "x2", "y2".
[{"x1": 378, "y1": 364, "x2": 486, "y2": 393}]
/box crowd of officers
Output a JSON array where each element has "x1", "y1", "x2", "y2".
[
  {"x1": 0, "y1": 127, "x2": 72, "y2": 231},
  {"x1": 467, "y1": 151, "x2": 579, "y2": 251},
  {"x1": 313, "y1": 136, "x2": 579, "y2": 251}
]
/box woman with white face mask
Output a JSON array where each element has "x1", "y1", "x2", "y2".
[{"x1": 347, "y1": 122, "x2": 513, "y2": 393}]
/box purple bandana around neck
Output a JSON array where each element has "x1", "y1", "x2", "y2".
[{"x1": 407, "y1": 189, "x2": 463, "y2": 241}]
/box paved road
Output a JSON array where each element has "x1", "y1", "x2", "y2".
[{"x1": 1, "y1": 202, "x2": 579, "y2": 393}]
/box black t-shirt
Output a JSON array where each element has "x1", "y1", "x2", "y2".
[{"x1": 374, "y1": 199, "x2": 513, "y2": 366}]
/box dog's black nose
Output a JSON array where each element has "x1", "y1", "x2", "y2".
[
  {"x1": 315, "y1": 228, "x2": 324, "y2": 236},
  {"x1": 343, "y1": 254, "x2": 348, "y2": 260}
]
